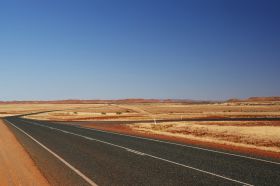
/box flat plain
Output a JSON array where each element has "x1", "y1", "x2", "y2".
[
  {"x1": 1, "y1": 98, "x2": 280, "y2": 157},
  {"x1": 1, "y1": 98, "x2": 280, "y2": 185}
]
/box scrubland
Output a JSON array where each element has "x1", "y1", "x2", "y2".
[
  {"x1": 128, "y1": 121, "x2": 280, "y2": 153},
  {"x1": 1, "y1": 101, "x2": 277, "y2": 121},
  {"x1": 1, "y1": 99, "x2": 280, "y2": 155}
]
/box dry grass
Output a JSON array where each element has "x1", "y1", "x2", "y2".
[
  {"x1": 129, "y1": 121, "x2": 280, "y2": 153},
  {"x1": 0, "y1": 101, "x2": 276, "y2": 121},
  {"x1": 0, "y1": 104, "x2": 95, "y2": 118}
]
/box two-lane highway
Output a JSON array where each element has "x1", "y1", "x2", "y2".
[{"x1": 4, "y1": 117, "x2": 280, "y2": 185}]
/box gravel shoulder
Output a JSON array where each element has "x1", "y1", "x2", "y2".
[{"x1": 0, "y1": 119, "x2": 49, "y2": 186}]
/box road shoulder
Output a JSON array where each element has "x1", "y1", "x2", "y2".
[{"x1": 0, "y1": 119, "x2": 49, "y2": 186}]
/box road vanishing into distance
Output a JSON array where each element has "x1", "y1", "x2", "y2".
[{"x1": 4, "y1": 117, "x2": 280, "y2": 186}]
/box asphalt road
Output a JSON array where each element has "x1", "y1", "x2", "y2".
[{"x1": 4, "y1": 117, "x2": 280, "y2": 186}]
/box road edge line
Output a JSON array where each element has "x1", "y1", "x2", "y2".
[
  {"x1": 4, "y1": 119, "x2": 98, "y2": 186},
  {"x1": 23, "y1": 119, "x2": 254, "y2": 186},
  {"x1": 76, "y1": 125, "x2": 280, "y2": 165}
]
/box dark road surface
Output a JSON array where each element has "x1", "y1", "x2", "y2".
[{"x1": 4, "y1": 117, "x2": 280, "y2": 186}]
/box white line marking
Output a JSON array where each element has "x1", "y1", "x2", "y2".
[
  {"x1": 5, "y1": 119, "x2": 98, "y2": 186},
  {"x1": 21, "y1": 119, "x2": 253, "y2": 186},
  {"x1": 20, "y1": 118, "x2": 280, "y2": 165},
  {"x1": 74, "y1": 125, "x2": 280, "y2": 166},
  {"x1": 126, "y1": 149, "x2": 146, "y2": 156}
]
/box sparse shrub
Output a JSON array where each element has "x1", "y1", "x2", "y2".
[
  {"x1": 101, "y1": 112, "x2": 106, "y2": 115},
  {"x1": 116, "y1": 112, "x2": 122, "y2": 115}
]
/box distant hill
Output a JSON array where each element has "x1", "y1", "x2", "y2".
[
  {"x1": 228, "y1": 96, "x2": 280, "y2": 102},
  {"x1": 0, "y1": 99, "x2": 212, "y2": 104},
  {"x1": 3, "y1": 97, "x2": 279, "y2": 104}
]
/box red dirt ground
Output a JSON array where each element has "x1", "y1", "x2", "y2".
[{"x1": 0, "y1": 119, "x2": 49, "y2": 185}]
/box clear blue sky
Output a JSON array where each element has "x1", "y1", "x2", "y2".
[{"x1": 1, "y1": 0, "x2": 279, "y2": 100}]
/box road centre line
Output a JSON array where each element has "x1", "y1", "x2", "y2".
[
  {"x1": 73, "y1": 124, "x2": 280, "y2": 165},
  {"x1": 21, "y1": 119, "x2": 253, "y2": 186}
]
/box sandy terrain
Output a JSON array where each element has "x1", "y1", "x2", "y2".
[
  {"x1": 0, "y1": 119, "x2": 49, "y2": 186},
  {"x1": 10, "y1": 100, "x2": 279, "y2": 121},
  {"x1": 0, "y1": 103, "x2": 96, "y2": 118}
]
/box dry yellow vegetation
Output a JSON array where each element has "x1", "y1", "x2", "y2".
[
  {"x1": 0, "y1": 101, "x2": 278, "y2": 121},
  {"x1": 128, "y1": 121, "x2": 280, "y2": 153}
]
